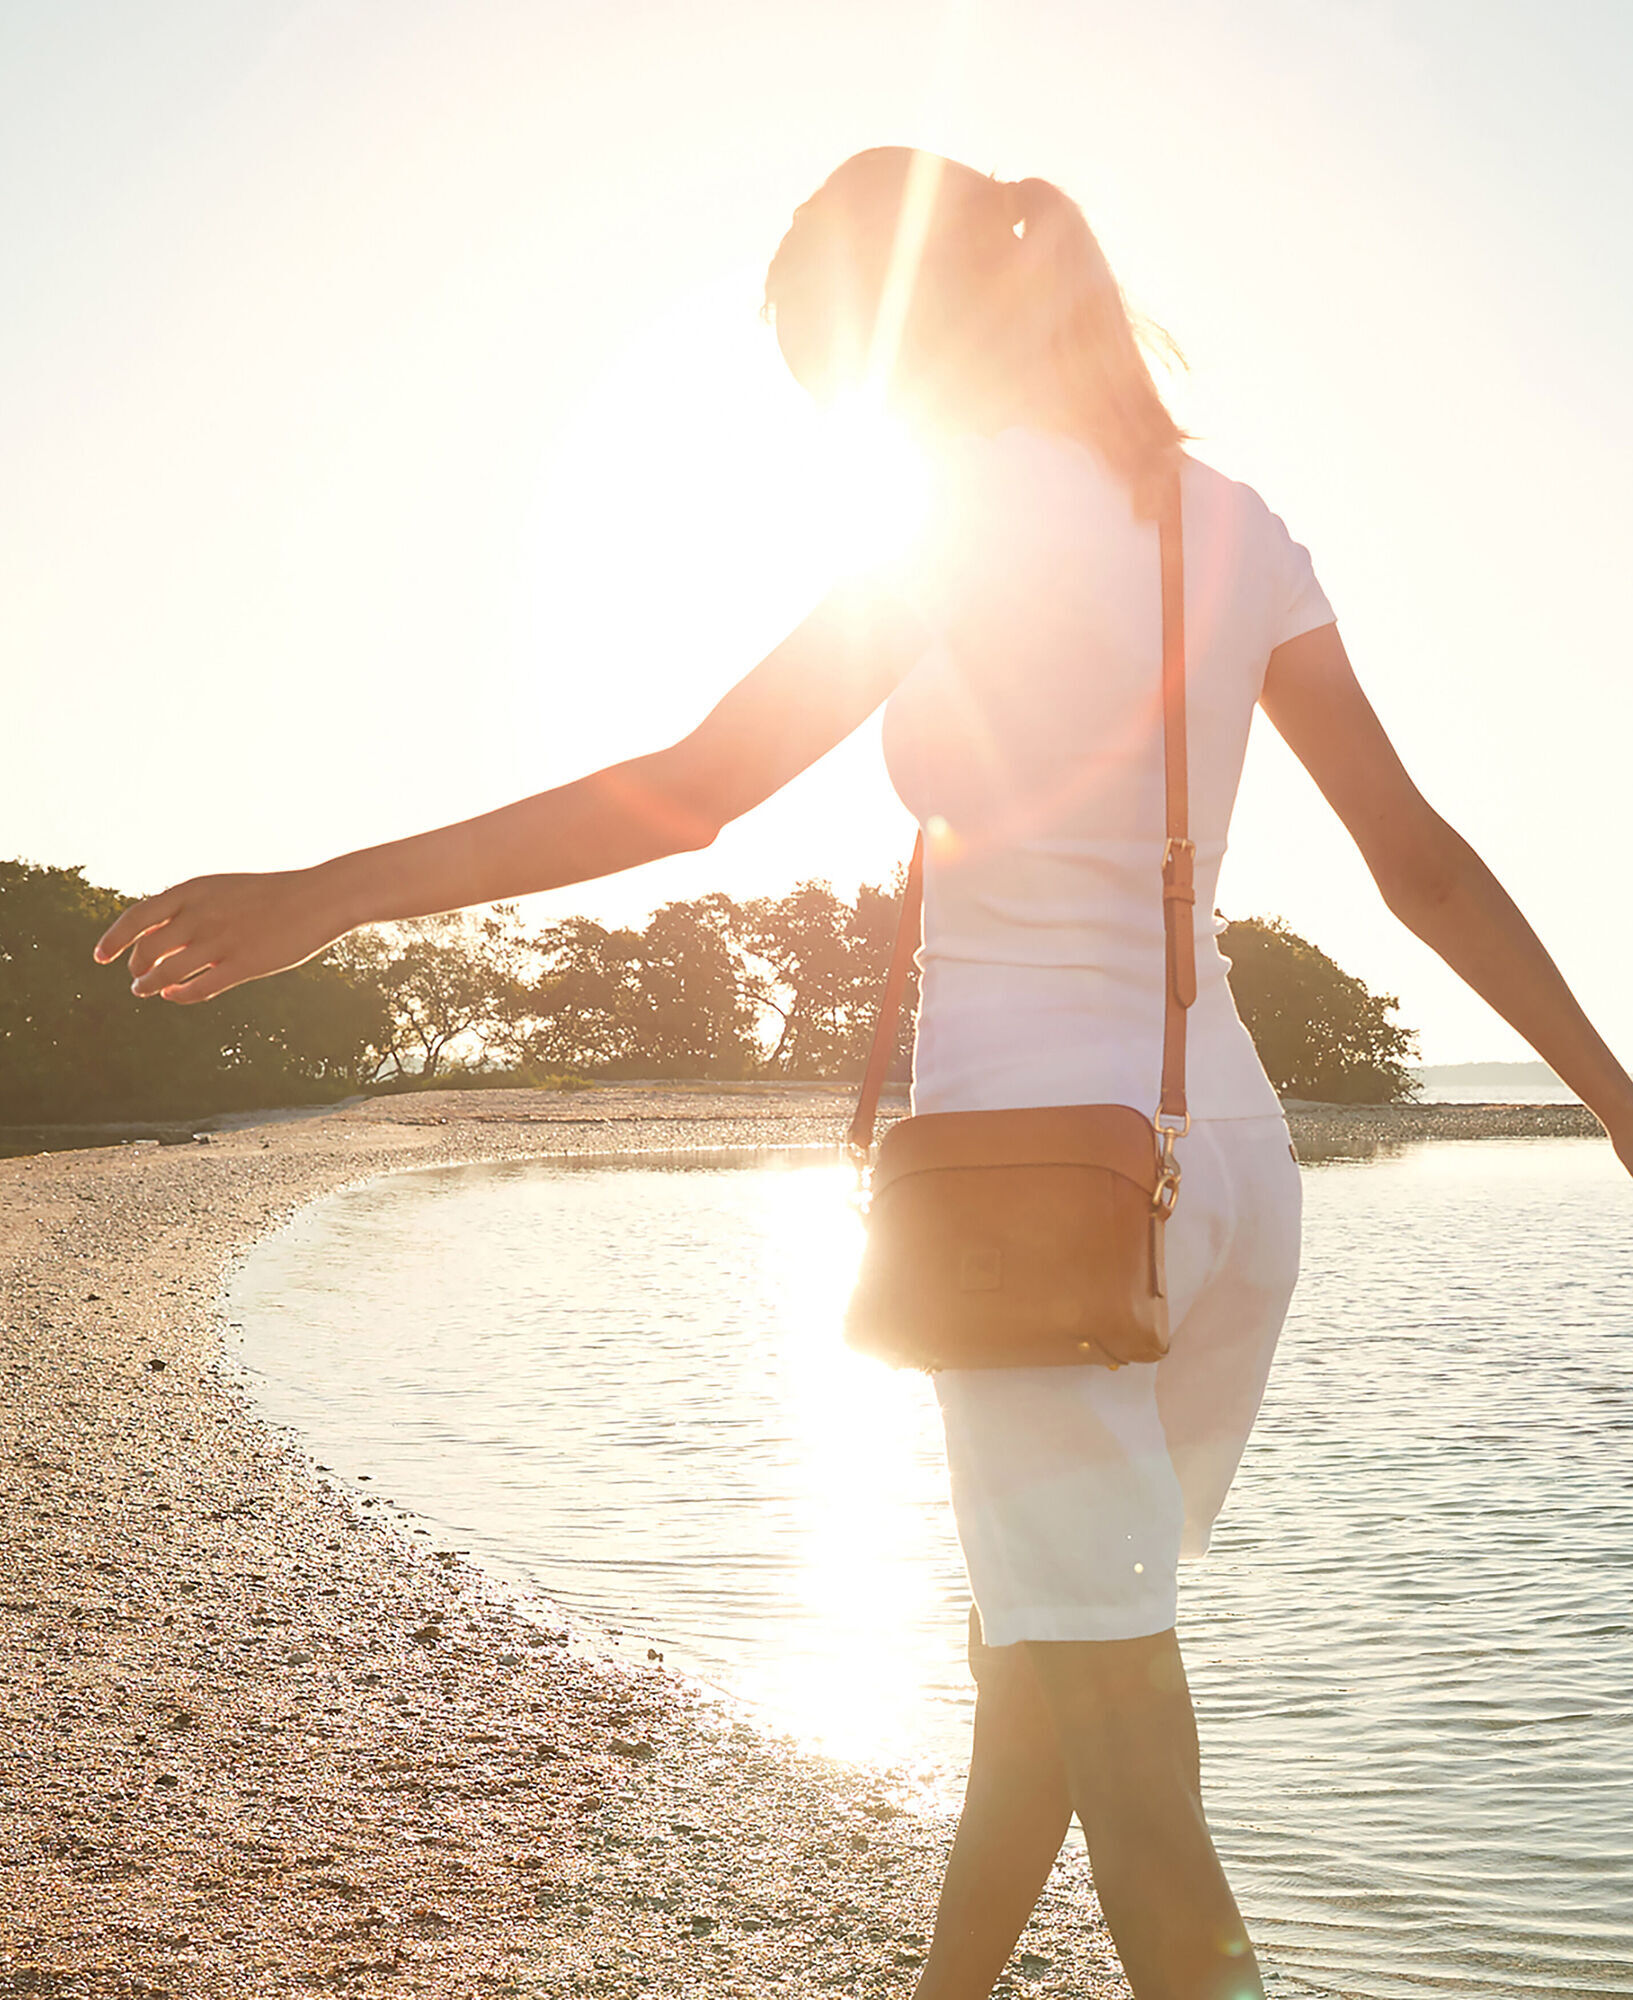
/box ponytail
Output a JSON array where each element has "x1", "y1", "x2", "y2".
[{"x1": 999, "y1": 175, "x2": 1185, "y2": 513}]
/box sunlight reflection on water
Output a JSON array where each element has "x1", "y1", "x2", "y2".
[{"x1": 231, "y1": 1137, "x2": 1633, "y2": 2000}]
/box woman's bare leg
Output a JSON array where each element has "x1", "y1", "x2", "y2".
[
  {"x1": 1025, "y1": 1628, "x2": 1264, "y2": 2000},
  {"x1": 913, "y1": 1614, "x2": 1073, "y2": 2000}
]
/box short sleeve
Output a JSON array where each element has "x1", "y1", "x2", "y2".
[{"x1": 1265, "y1": 505, "x2": 1335, "y2": 649}]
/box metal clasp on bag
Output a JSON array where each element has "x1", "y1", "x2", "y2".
[
  {"x1": 1152, "y1": 1112, "x2": 1188, "y2": 1219},
  {"x1": 844, "y1": 1138, "x2": 874, "y2": 1214}
]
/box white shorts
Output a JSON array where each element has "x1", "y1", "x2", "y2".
[{"x1": 935, "y1": 1114, "x2": 1303, "y2": 1645}]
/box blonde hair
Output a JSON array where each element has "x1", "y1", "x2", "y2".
[{"x1": 765, "y1": 148, "x2": 1185, "y2": 510}]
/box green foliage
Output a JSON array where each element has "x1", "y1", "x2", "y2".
[{"x1": 1218, "y1": 915, "x2": 1418, "y2": 1103}]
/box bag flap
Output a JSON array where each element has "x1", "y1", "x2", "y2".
[{"x1": 871, "y1": 1104, "x2": 1161, "y2": 1200}]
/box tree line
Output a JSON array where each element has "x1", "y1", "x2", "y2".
[{"x1": 0, "y1": 856, "x2": 1416, "y2": 1124}]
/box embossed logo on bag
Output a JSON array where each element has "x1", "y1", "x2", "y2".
[{"x1": 958, "y1": 1247, "x2": 1003, "y2": 1292}]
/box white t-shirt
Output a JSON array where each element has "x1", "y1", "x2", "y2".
[{"x1": 880, "y1": 427, "x2": 1334, "y2": 1121}]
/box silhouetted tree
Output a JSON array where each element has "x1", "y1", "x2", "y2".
[
  {"x1": 332, "y1": 907, "x2": 535, "y2": 1082},
  {"x1": 1219, "y1": 915, "x2": 1417, "y2": 1103},
  {"x1": 619, "y1": 897, "x2": 764, "y2": 1076},
  {"x1": 738, "y1": 869, "x2": 917, "y2": 1079},
  {"x1": 525, "y1": 897, "x2": 764, "y2": 1077},
  {"x1": 522, "y1": 917, "x2": 643, "y2": 1071}
]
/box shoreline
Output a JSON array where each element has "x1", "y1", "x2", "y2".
[
  {"x1": 1, "y1": 1085, "x2": 1608, "y2": 1996},
  {"x1": 0, "y1": 1083, "x2": 1604, "y2": 1165}
]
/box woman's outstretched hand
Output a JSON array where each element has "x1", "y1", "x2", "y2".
[{"x1": 92, "y1": 867, "x2": 353, "y2": 1004}]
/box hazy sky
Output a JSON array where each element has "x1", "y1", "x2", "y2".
[{"x1": 5, "y1": 0, "x2": 1630, "y2": 1064}]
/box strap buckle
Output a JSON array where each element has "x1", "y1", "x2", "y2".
[
  {"x1": 1152, "y1": 1113, "x2": 1188, "y2": 1219},
  {"x1": 1162, "y1": 836, "x2": 1195, "y2": 871}
]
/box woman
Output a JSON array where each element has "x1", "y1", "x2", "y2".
[{"x1": 95, "y1": 150, "x2": 1633, "y2": 2000}]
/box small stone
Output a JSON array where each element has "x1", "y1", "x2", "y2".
[
  {"x1": 147, "y1": 1358, "x2": 167, "y2": 1372},
  {"x1": 610, "y1": 1737, "x2": 656, "y2": 1760}
]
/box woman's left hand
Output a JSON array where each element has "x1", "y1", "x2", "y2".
[{"x1": 92, "y1": 867, "x2": 353, "y2": 1004}]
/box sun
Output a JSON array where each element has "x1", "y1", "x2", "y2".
[{"x1": 802, "y1": 386, "x2": 934, "y2": 582}]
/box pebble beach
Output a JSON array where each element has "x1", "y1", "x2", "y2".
[{"x1": 0, "y1": 1083, "x2": 1604, "y2": 1998}]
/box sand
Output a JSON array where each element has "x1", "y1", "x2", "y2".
[{"x1": 0, "y1": 1083, "x2": 1606, "y2": 1997}]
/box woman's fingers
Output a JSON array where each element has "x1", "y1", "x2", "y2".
[
  {"x1": 94, "y1": 893, "x2": 178, "y2": 966},
  {"x1": 127, "y1": 924, "x2": 196, "y2": 984},
  {"x1": 131, "y1": 941, "x2": 220, "y2": 997},
  {"x1": 160, "y1": 962, "x2": 243, "y2": 1005}
]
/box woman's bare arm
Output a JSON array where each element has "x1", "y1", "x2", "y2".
[
  {"x1": 93, "y1": 584, "x2": 928, "y2": 1003},
  {"x1": 1259, "y1": 623, "x2": 1633, "y2": 1166}
]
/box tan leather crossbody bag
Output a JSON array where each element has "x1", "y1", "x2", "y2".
[{"x1": 843, "y1": 463, "x2": 1195, "y2": 1372}]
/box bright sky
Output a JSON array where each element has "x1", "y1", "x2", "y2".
[{"x1": 5, "y1": 1, "x2": 1630, "y2": 1065}]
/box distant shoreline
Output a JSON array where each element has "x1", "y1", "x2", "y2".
[
  {"x1": 1413, "y1": 1059, "x2": 1565, "y2": 1084},
  {"x1": 1280, "y1": 1096, "x2": 1598, "y2": 1152}
]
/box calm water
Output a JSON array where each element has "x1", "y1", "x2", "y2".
[{"x1": 230, "y1": 1137, "x2": 1633, "y2": 2000}]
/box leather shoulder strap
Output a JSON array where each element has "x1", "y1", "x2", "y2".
[
  {"x1": 847, "y1": 458, "x2": 1192, "y2": 1159},
  {"x1": 1157, "y1": 460, "x2": 1195, "y2": 1126}
]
